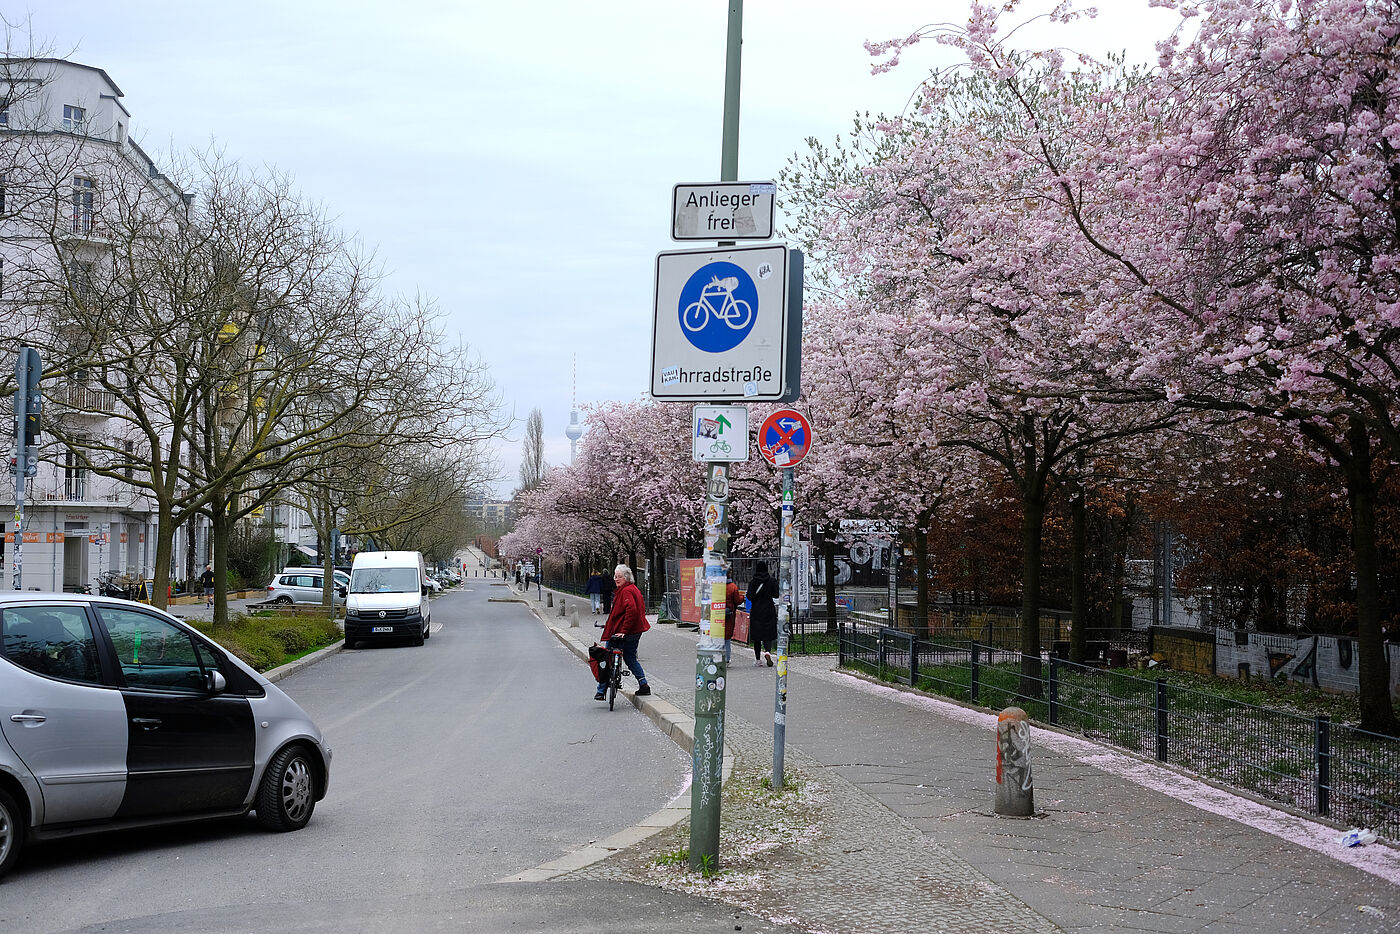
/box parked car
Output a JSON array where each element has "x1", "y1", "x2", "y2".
[
  {"x1": 345, "y1": 551, "x2": 432, "y2": 647},
  {"x1": 265, "y1": 570, "x2": 347, "y2": 606},
  {"x1": 0, "y1": 592, "x2": 332, "y2": 879}
]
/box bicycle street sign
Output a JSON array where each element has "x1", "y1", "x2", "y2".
[
  {"x1": 652, "y1": 243, "x2": 791, "y2": 401},
  {"x1": 692, "y1": 404, "x2": 749, "y2": 463}
]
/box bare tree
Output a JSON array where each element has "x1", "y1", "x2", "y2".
[{"x1": 517, "y1": 407, "x2": 545, "y2": 494}]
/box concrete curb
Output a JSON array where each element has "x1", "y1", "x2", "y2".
[
  {"x1": 493, "y1": 604, "x2": 733, "y2": 883},
  {"x1": 261, "y1": 640, "x2": 345, "y2": 684}
]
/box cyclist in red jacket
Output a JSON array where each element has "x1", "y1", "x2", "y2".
[{"x1": 596, "y1": 564, "x2": 651, "y2": 699}]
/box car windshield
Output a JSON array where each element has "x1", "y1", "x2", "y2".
[{"x1": 349, "y1": 567, "x2": 420, "y2": 594}]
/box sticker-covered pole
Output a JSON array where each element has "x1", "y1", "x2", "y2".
[
  {"x1": 773, "y1": 465, "x2": 795, "y2": 789},
  {"x1": 690, "y1": 462, "x2": 730, "y2": 871},
  {"x1": 691, "y1": 0, "x2": 742, "y2": 874}
]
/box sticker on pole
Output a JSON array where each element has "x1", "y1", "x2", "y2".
[{"x1": 757, "y1": 409, "x2": 813, "y2": 468}]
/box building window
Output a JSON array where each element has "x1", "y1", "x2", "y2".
[
  {"x1": 0, "y1": 110, "x2": 8, "y2": 128},
  {"x1": 1, "y1": 171, "x2": 5, "y2": 212},
  {"x1": 124, "y1": 440, "x2": 134, "y2": 480},
  {"x1": 64, "y1": 451, "x2": 87, "y2": 500},
  {"x1": 62, "y1": 105, "x2": 85, "y2": 132},
  {"x1": 67, "y1": 259, "x2": 96, "y2": 303},
  {"x1": 71, "y1": 176, "x2": 95, "y2": 233}
]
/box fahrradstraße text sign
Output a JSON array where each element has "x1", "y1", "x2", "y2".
[{"x1": 651, "y1": 243, "x2": 790, "y2": 401}]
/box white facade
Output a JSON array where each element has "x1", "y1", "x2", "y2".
[{"x1": 0, "y1": 59, "x2": 205, "y2": 591}]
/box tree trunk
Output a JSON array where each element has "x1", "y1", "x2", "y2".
[
  {"x1": 823, "y1": 525, "x2": 838, "y2": 635},
  {"x1": 1341, "y1": 418, "x2": 1400, "y2": 736},
  {"x1": 914, "y1": 511, "x2": 931, "y2": 640},
  {"x1": 209, "y1": 493, "x2": 234, "y2": 633},
  {"x1": 150, "y1": 501, "x2": 175, "y2": 610},
  {"x1": 1069, "y1": 476, "x2": 1088, "y2": 664},
  {"x1": 1018, "y1": 489, "x2": 1047, "y2": 699}
]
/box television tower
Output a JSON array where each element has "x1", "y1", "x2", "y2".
[{"x1": 565, "y1": 354, "x2": 583, "y2": 464}]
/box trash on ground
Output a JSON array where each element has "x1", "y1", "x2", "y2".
[{"x1": 1338, "y1": 828, "x2": 1377, "y2": 847}]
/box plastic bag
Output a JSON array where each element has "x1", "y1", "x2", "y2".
[{"x1": 1338, "y1": 828, "x2": 1377, "y2": 847}]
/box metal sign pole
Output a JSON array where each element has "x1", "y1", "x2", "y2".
[
  {"x1": 690, "y1": 4, "x2": 743, "y2": 874},
  {"x1": 773, "y1": 466, "x2": 795, "y2": 789},
  {"x1": 12, "y1": 348, "x2": 40, "y2": 591},
  {"x1": 11, "y1": 371, "x2": 26, "y2": 591}
]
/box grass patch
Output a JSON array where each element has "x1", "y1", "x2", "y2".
[
  {"x1": 192, "y1": 613, "x2": 342, "y2": 672},
  {"x1": 654, "y1": 848, "x2": 688, "y2": 868}
]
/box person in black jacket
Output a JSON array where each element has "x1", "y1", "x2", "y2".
[
  {"x1": 746, "y1": 562, "x2": 779, "y2": 667},
  {"x1": 600, "y1": 568, "x2": 616, "y2": 614}
]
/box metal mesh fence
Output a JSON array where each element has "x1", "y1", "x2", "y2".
[{"x1": 839, "y1": 620, "x2": 1400, "y2": 842}]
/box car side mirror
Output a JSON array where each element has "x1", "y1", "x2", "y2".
[
  {"x1": 337, "y1": 585, "x2": 347, "y2": 597},
  {"x1": 205, "y1": 669, "x2": 227, "y2": 694}
]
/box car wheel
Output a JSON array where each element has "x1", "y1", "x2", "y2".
[
  {"x1": 256, "y1": 746, "x2": 317, "y2": 832},
  {"x1": 411, "y1": 623, "x2": 425, "y2": 646},
  {"x1": 0, "y1": 787, "x2": 26, "y2": 879},
  {"x1": 275, "y1": 595, "x2": 294, "y2": 605},
  {"x1": 423, "y1": 620, "x2": 431, "y2": 641}
]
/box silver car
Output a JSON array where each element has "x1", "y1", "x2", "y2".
[
  {"x1": 0, "y1": 593, "x2": 331, "y2": 879},
  {"x1": 265, "y1": 570, "x2": 347, "y2": 605}
]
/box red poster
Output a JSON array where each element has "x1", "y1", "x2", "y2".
[{"x1": 679, "y1": 559, "x2": 704, "y2": 624}]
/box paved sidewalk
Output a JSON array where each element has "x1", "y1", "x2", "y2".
[{"x1": 519, "y1": 583, "x2": 1400, "y2": 934}]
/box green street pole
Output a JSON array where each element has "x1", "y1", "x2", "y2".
[{"x1": 689, "y1": 0, "x2": 743, "y2": 875}]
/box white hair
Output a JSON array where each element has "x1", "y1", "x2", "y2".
[{"x1": 613, "y1": 564, "x2": 633, "y2": 583}]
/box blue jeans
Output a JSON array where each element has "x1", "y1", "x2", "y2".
[
  {"x1": 598, "y1": 633, "x2": 646, "y2": 689},
  {"x1": 590, "y1": 594, "x2": 601, "y2": 612}
]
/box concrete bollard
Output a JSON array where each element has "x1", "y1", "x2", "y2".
[
  {"x1": 547, "y1": 593, "x2": 553, "y2": 608},
  {"x1": 569, "y1": 607, "x2": 579, "y2": 628},
  {"x1": 995, "y1": 707, "x2": 1035, "y2": 817},
  {"x1": 559, "y1": 599, "x2": 566, "y2": 617}
]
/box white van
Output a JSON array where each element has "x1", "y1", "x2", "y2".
[{"x1": 345, "y1": 551, "x2": 432, "y2": 646}]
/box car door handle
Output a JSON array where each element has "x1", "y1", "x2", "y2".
[
  {"x1": 131, "y1": 717, "x2": 162, "y2": 730},
  {"x1": 10, "y1": 713, "x2": 46, "y2": 724}
]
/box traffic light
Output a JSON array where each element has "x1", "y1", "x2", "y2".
[{"x1": 16, "y1": 347, "x2": 41, "y2": 445}]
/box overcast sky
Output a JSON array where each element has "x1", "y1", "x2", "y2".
[{"x1": 18, "y1": 1, "x2": 1180, "y2": 495}]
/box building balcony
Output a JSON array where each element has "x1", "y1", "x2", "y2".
[{"x1": 57, "y1": 382, "x2": 118, "y2": 416}]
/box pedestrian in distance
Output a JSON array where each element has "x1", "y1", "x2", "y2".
[
  {"x1": 746, "y1": 561, "x2": 779, "y2": 667},
  {"x1": 724, "y1": 576, "x2": 741, "y2": 664},
  {"x1": 586, "y1": 569, "x2": 604, "y2": 614},
  {"x1": 515, "y1": 566, "x2": 522, "y2": 589},
  {"x1": 599, "y1": 567, "x2": 616, "y2": 615},
  {"x1": 200, "y1": 564, "x2": 216, "y2": 608},
  {"x1": 595, "y1": 564, "x2": 651, "y2": 700}
]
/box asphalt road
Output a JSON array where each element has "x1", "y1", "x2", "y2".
[{"x1": 0, "y1": 583, "x2": 793, "y2": 933}]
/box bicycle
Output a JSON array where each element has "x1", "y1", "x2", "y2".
[
  {"x1": 682, "y1": 276, "x2": 753, "y2": 333},
  {"x1": 595, "y1": 624, "x2": 630, "y2": 710}
]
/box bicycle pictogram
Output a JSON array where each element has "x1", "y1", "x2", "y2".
[
  {"x1": 682, "y1": 277, "x2": 753, "y2": 333},
  {"x1": 676, "y1": 260, "x2": 759, "y2": 354}
]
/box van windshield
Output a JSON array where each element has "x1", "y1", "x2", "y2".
[{"x1": 350, "y1": 567, "x2": 420, "y2": 594}]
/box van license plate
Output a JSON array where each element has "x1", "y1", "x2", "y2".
[{"x1": 372, "y1": 626, "x2": 393, "y2": 633}]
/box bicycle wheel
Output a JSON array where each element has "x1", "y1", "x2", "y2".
[
  {"x1": 609, "y1": 655, "x2": 621, "y2": 710},
  {"x1": 681, "y1": 301, "x2": 709, "y2": 332},
  {"x1": 723, "y1": 298, "x2": 753, "y2": 330}
]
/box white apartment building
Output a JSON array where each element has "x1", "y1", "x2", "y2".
[{"x1": 0, "y1": 59, "x2": 210, "y2": 592}]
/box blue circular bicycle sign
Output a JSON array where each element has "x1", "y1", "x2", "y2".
[{"x1": 677, "y1": 261, "x2": 758, "y2": 353}]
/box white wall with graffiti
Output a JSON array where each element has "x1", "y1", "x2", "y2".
[{"x1": 1213, "y1": 630, "x2": 1400, "y2": 701}]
